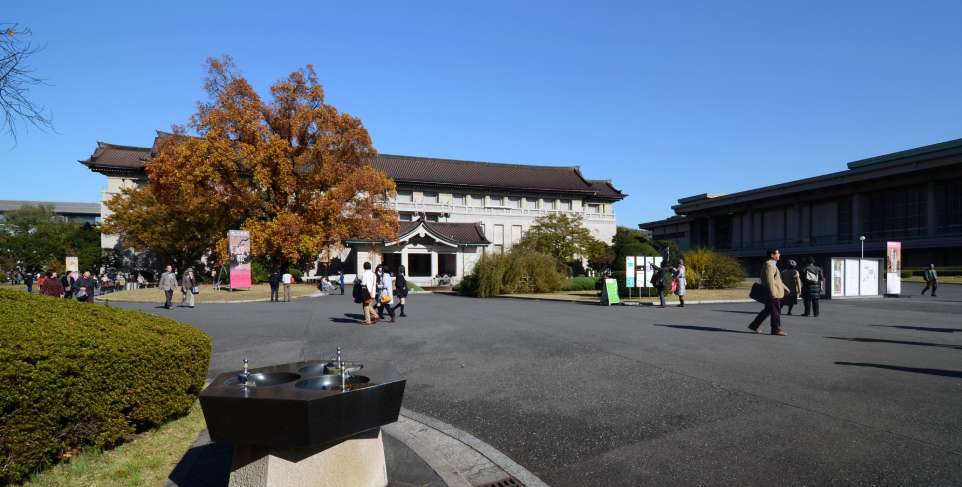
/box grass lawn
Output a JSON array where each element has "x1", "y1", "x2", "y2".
[
  {"x1": 22, "y1": 401, "x2": 205, "y2": 487},
  {"x1": 903, "y1": 276, "x2": 962, "y2": 285},
  {"x1": 501, "y1": 280, "x2": 754, "y2": 304},
  {"x1": 98, "y1": 283, "x2": 320, "y2": 303}
]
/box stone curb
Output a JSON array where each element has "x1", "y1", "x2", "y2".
[
  {"x1": 394, "y1": 407, "x2": 551, "y2": 487},
  {"x1": 96, "y1": 292, "x2": 325, "y2": 304},
  {"x1": 493, "y1": 294, "x2": 755, "y2": 306}
]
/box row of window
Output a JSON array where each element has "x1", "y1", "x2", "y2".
[{"x1": 396, "y1": 191, "x2": 601, "y2": 212}]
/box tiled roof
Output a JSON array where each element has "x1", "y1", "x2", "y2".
[
  {"x1": 0, "y1": 200, "x2": 101, "y2": 215},
  {"x1": 397, "y1": 220, "x2": 490, "y2": 245},
  {"x1": 78, "y1": 137, "x2": 625, "y2": 200}
]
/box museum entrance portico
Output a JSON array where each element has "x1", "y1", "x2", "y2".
[{"x1": 347, "y1": 220, "x2": 489, "y2": 286}]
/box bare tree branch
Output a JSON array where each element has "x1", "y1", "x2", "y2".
[{"x1": 0, "y1": 23, "x2": 52, "y2": 142}]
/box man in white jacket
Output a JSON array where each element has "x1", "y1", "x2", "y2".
[{"x1": 360, "y1": 262, "x2": 378, "y2": 324}]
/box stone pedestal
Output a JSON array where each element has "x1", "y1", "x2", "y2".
[{"x1": 230, "y1": 429, "x2": 387, "y2": 487}]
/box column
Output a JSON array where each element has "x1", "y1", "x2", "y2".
[
  {"x1": 852, "y1": 194, "x2": 862, "y2": 241},
  {"x1": 430, "y1": 251, "x2": 438, "y2": 278},
  {"x1": 927, "y1": 181, "x2": 937, "y2": 237},
  {"x1": 707, "y1": 218, "x2": 717, "y2": 249},
  {"x1": 401, "y1": 249, "x2": 409, "y2": 274}
]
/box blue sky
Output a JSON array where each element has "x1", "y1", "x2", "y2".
[{"x1": 3, "y1": 1, "x2": 962, "y2": 226}]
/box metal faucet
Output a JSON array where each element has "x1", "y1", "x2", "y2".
[{"x1": 238, "y1": 357, "x2": 255, "y2": 387}]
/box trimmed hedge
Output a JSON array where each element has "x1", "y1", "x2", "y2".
[
  {"x1": 0, "y1": 289, "x2": 211, "y2": 484},
  {"x1": 458, "y1": 250, "x2": 567, "y2": 297},
  {"x1": 565, "y1": 276, "x2": 599, "y2": 291},
  {"x1": 683, "y1": 248, "x2": 745, "y2": 289}
]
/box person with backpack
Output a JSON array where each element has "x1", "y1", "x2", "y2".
[
  {"x1": 921, "y1": 264, "x2": 938, "y2": 297},
  {"x1": 74, "y1": 271, "x2": 97, "y2": 303},
  {"x1": 780, "y1": 259, "x2": 802, "y2": 315},
  {"x1": 268, "y1": 269, "x2": 281, "y2": 302},
  {"x1": 800, "y1": 256, "x2": 824, "y2": 317},
  {"x1": 649, "y1": 261, "x2": 668, "y2": 308},
  {"x1": 354, "y1": 262, "x2": 379, "y2": 324},
  {"x1": 393, "y1": 265, "x2": 409, "y2": 317}
]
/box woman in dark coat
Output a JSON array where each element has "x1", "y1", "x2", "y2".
[
  {"x1": 392, "y1": 265, "x2": 409, "y2": 317},
  {"x1": 74, "y1": 271, "x2": 97, "y2": 303}
]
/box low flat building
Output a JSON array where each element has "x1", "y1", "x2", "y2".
[
  {"x1": 0, "y1": 200, "x2": 100, "y2": 224},
  {"x1": 640, "y1": 137, "x2": 962, "y2": 272},
  {"x1": 81, "y1": 132, "x2": 625, "y2": 285}
]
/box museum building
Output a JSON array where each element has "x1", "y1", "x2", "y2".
[
  {"x1": 81, "y1": 132, "x2": 625, "y2": 285},
  {"x1": 639, "y1": 137, "x2": 962, "y2": 273}
]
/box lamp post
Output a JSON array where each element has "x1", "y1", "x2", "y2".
[{"x1": 860, "y1": 235, "x2": 866, "y2": 259}]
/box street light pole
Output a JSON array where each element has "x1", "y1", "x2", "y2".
[{"x1": 860, "y1": 235, "x2": 866, "y2": 259}]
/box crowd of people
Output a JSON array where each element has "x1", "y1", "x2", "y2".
[
  {"x1": 749, "y1": 249, "x2": 828, "y2": 336},
  {"x1": 19, "y1": 269, "x2": 149, "y2": 302},
  {"x1": 355, "y1": 262, "x2": 409, "y2": 325}
]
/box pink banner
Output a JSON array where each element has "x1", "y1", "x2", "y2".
[{"x1": 228, "y1": 230, "x2": 252, "y2": 289}]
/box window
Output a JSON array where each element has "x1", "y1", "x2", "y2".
[
  {"x1": 837, "y1": 197, "x2": 852, "y2": 242},
  {"x1": 526, "y1": 197, "x2": 541, "y2": 209},
  {"x1": 511, "y1": 225, "x2": 523, "y2": 245},
  {"x1": 453, "y1": 194, "x2": 466, "y2": 206},
  {"x1": 507, "y1": 196, "x2": 521, "y2": 209},
  {"x1": 560, "y1": 199, "x2": 572, "y2": 211},
  {"x1": 488, "y1": 195, "x2": 504, "y2": 207},
  {"x1": 398, "y1": 212, "x2": 414, "y2": 222},
  {"x1": 493, "y1": 224, "x2": 505, "y2": 254},
  {"x1": 936, "y1": 178, "x2": 962, "y2": 235},
  {"x1": 863, "y1": 185, "x2": 928, "y2": 239},
  {"x1": 469, "y1": 195, "x2": 483, "y2": 207},
  {"x1": 438, "y1": 254, "x2": 457, "y2": 276},
  {"x1": 408, "y1": 254, "x2": 431, "y2": 277},
  {"x1": 397, "y1": 190, "x2": 413, "y2": 203},
  {"x1": 587, "y1": 203, "x2": 601, "y2": 214},
  {"x1": 422, "y1": 192, "x2": 439, "y2": 204},
  {"x1": 425, "y1": 213, "x2": 440, "y2": 222},
  {"x1": 546, "y1": 199, "x2": 557, "y2": 210}
]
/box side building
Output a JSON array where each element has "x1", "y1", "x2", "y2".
[
  {"x1": 0, "y1": 200, "x2": 101, "y2": 224},
  {"x1": 639, "y1": 137, "x2": 962, "y2": 273},
  {"x1": 81, "y1": 133, "x2": 625, "y2": 285}
]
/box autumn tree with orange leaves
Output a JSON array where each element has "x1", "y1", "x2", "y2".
[{"x1": 105, "y1": 57, "x2": 398, "y2": 271}]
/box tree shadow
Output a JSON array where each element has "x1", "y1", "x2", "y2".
[
  {"x1": 167, "y1": 440, "x2": 230, "y2": 486},
  {"x1": 654, "y1": 324, "x2": 757, "y2": 334},
  {"x1": 835, "y1": 362, "x2": 962, "y2": 379},
  {"x1": 826, "y1": 336, "x2": 962, "y2": 350},
  {"x1": 871, "y1": 325, "x2": 962, "y2": 333}
]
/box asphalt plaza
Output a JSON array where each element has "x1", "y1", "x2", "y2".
[{"x1": 123, "y1": 282, "x2": 962, "y2": 486}]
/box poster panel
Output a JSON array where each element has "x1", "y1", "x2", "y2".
[
  {"x1": 859, "y1": 259, "x2": 879, "y2": 296},
  {"x1": 65, "y1": 256, "x2": 78, "y2": 273},
  {"x1": 625, "y1": 256, "x2": 635, "y2": 288},
  {"x1": 831, "y1": 258, "x2": 845, "y2": 297},
  {"x1": 844, "y1": 259, "x2": 860, "y2": 296},
  {"x1": 228, "y1": 230, "x2": 252, "y2": 289},
  {"x1": 635, "y1": 256, "x2": 646, "y2": 289},
  {"x1": 886, "y1": 241, "x2": 902, "y2": 295}
]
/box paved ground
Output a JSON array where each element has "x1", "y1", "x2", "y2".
[{"x1": 123, "y1": 282, "x2": 962, "y2": 486}]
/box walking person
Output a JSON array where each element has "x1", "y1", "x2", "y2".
[
  {"x1": 268, "y1": 269, "x2": 281, "y2": 302},
  {"x1": 338, "y1": 270, "x2": 345, "y2": 296},
  {"x1": 921, "y1": 264, "x2": 938, "y2": 297},
  {"x1": 357, "y1": 262, "x2": 379, "y2": 324},
  {"x1": 673, "y1": 257, "x2": 687, "y2": 307},
  {"x1": 392, "y1": 265, "x2": 409, "y2": 317},
  {"x1": 282, "y1": 270, "x2": 293, "y2": 302},
  {"x1": 801, "y1": 256, "x2": 824, "y2": 317},
  {"x1": 375, "y1": 265, "x2": 396, "y2": 323},
  {"x1": 748, "y1": 249, "x2": 789, "y2": 336},
  {"x1": 42, "y1": 271, "x2": 65, "y2": 298},
  {"x1": 159, "y1": 265, "x2": 178, "y2": 309},
  {"x1": 61, "y1": 272, "x2": 73, "y2": 299},
  {"x1": 136, "y1": 273, "x2": 146, "y2": 289},
  {"x1": 780, "y1": 259, "x2": 802, "y2": 315},
  {"x1": 181, "y1": 268, "x2": 197, "y2": 308},
  {"x1": 37, "y1": 272, "x2": 48, "y2": 292},
  {"x1": 23, "y1": 272, "x2": 34, "y2": 293},
  {"x1": 74, "y1": 271, "x2": 97, "y2": 303}
]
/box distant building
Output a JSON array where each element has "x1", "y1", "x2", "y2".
[
  {"x1": 640, "y1": 138, "x2": 962, "y2": 272},
  {"x1": 0, "y1": 200, "x2": 100, "y2": 225},
  {"x1": 81, "y1": 132, "x2": 625, "y2": 285}
]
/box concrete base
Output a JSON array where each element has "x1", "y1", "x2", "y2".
[{"x1": 229, "y1": 429, "x2": 387, "y2": 487}]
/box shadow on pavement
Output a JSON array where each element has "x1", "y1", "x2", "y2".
[
  {"x1": 872, "y1": 325, "x2": 962, "y2": 333},
  {"x1": 826, "y1": 336, "x2": 962, "y2": 350},
  {"x1": 654, "y1": 324, "x2": 757, "y2": 334},
  {"x1": 712, "y1": 309, "x2": 759, "y2": 315},
  {"x1": 330, "y1": 317, "x2": 360, "y2": 324},
  {"x1": 835, "y1": 362, "x2": 962, "y2": 379}
]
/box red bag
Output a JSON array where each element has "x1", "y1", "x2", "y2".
[{"x1": 670, "y1": 278, "x2": 679, "y2": 293}]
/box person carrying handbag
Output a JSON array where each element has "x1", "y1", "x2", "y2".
[
  {"x1": 181, "y1": 268, "x2": 197, "y2": 308},
  {"x1": 748, "y1": 249, "x2": 789, "y2": 336}
]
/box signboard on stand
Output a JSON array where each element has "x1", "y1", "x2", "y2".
[
  {"x1": 601, "y1": 278, "x2": 621, "y2": 306},
  {"x1": 228, "y1": 230, "x2": 252, "y2": 289},
  {"x1": 625, "y1": 256, "x2": 635, "y2": 288},
  {"x1": 65, "y1": 256, "x2": 78, "y2": 273},
  {"x1": 829, "y1": 257, "x2": 884, "y2": 299},
  {"x1": 886, "y1": 241, "x2": 901, "y2": 295}
]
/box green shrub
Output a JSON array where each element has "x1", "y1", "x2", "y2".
[
  {"x1": 459, "y1": 250, "x2": 567, "y2": 297},
  {"x1": 0, "y1": 289, "x2": 211, "y2": 484},
  {"x1": 683, "y1": 248, "x2": 744, "y2": 289},
  {"x1": 566, "y1": 276, "x2": 599, "y2": 291}
]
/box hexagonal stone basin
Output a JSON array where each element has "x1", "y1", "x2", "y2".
[
  {"x1": 295, "y1": 374, "x2": 371, "y2": 391},
  {"x1": 297, "y1": 362, "x2": 364, "y2": 376},
  {"x1": 224, "y1": 372, "x2": 301, "y2": 387}
]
